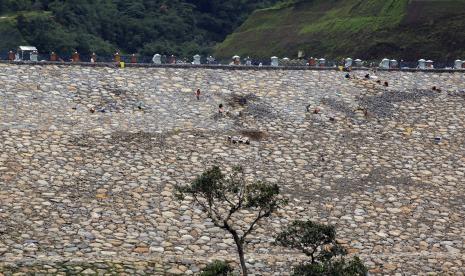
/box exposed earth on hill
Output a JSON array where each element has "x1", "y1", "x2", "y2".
[{"x1": 215, "y1": 0, "x2": 465, "y2": 60}]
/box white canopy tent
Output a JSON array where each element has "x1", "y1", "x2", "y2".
[{"x1": 18, "y1": 46, "x2": 38, "y2": 61}]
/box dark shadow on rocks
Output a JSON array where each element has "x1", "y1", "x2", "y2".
[
  {"x1": 447, "y1": 90, "x2": 465, "y2": 100},
  {"x1": 226, "y1": 93, "x2": 259, "y2": 108},
  {"x1": 72, "y1": 85, "x2": 144, "y2": 113},
  {"x1": 356, "y1": 89, "x2": 438, "y2": 118},
  {"x1": 239, "y1": 129, "x2": 268, "y2": 141},
  {"x1": 69, "y1": 131, "x2": 168, "y2": 152},
  {"x1": 242, "y1": 101, "x2": 278, "y2": 120},
  {"x1": 320, "y1": 97, "x2": 356, "y2": 118},
  {"x1": 291, "y1": 167, "x2": 429, "y2": 200}
]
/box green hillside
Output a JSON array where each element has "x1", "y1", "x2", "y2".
[
  {"x1": 0, "y1": 0, "x2": 279, "y2": 56},
  {"x1": 215, "y1": 0, "x2": 465, "y2": 60},
  {"x1": 0, "y1": 14, "x2": 25, "y2": 50}
]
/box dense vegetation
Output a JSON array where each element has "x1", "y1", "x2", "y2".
[
  {"x1": 0, "y1": 0, "x2": 278, "y2": 56},
  {"x1": 2, "y1": 0, "x2": 464, "y2": 60},
  {"x1": 216, "y1": 0, "x2": 465, "y2": 61}
]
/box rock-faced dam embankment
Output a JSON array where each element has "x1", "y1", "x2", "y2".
[{"x1": 0, "y1": 63, "x2": 464, "y2": 274}]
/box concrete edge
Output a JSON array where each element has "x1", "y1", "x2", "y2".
[{"x1": 1, "y1": 60, "x2": 465, "y2": 73}]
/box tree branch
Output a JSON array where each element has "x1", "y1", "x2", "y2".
[
  {"x1": 193, "y1": 194, "x2": 224, "y2": 228},
  {"x1": 224, "y1": 204, "x2": 240, "y2": 223},
  {"x1": 241, "y1": 207, "x2": 271, "y2": 242},
  {"x1": 224, "y1": 178, "x2": 246, "y2": 223}
]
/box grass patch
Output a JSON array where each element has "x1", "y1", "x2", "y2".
[{"x1": 215, "y1": 0, "x2": 464, "y2": 60}]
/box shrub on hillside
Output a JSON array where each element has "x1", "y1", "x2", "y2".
[
  {"x1": 276, "y1": 220, "x2": 368, "y2": 276},
  {"x1": 200, "y1": 260, "x2": 234, "y2": 276}
]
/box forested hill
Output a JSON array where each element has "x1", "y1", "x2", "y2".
[
  {"x1": 0, "y1": 0, "x2": 278, "y2": 56},
  {"x1": 2, "y1": 0, "x2": 465, "y2": 60},
  {"x1": 216, "y1": 0, "x2": 465, "y2": 61}
]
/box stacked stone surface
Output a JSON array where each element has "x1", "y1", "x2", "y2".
[{"x1": 0, "y1": 64, "x2": 464, "y2": 274}]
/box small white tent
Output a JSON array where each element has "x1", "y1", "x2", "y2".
[{"x1": 18, "y1": 46, "x2": 38, "y2": 61}]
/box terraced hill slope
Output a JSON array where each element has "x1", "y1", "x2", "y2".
[
  {"x1": 0, "y1": 63, "x2": 464, "y2": 274},
  {"x1": 215, "y1": 0, "x2": 465, "y2": 60}
]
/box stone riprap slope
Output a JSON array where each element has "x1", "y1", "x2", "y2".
[{"x1": 0, "y1": 64, "x2": 464, "y2": 275}]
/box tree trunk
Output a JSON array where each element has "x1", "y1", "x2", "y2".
[
  {"x1": 232, "y1": 233, "x2": 247, "y2": 275},
  {"x1": 237, "y1": 241, "x2": 247, "y2": 276},
  {"x1": 224, "y1": 222, "x2": 248, "y2": 275}
]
